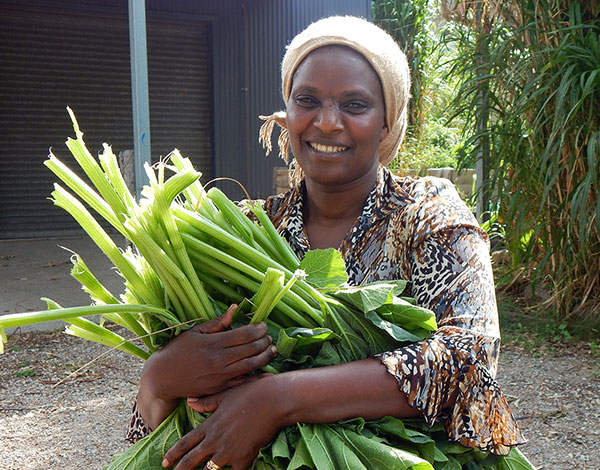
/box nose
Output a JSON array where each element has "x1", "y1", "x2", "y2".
[{"x1": 313, "y1": 103, "x2": 344, "y2": 134}]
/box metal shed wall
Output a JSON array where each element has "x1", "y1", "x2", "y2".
[
  {"x1": 0, "y1": 0, "x2": 372, "y2": 238},
  {"x1": 0, "y1": 0, "x2": 213, "y2": 239}
]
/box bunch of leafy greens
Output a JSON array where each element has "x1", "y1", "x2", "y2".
[
  {"x1": 106, "y1": 249, "x2": 533, "y2": 470},
  {"x1": 0, "y1": 111, "x2": 534, "y2": 470}
]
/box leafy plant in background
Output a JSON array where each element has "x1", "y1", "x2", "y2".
[
  {"x1": 373, "y1": 0, "x2": 464, "y2": 171},
  {"x1": 373, "y1": 0, "x2": 432, "y2": 129},
  {"x1": 440, "y1": 0, "x2": 600, "y2": 323}
]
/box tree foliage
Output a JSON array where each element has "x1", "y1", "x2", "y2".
[
  {"x1": 373, "y1": 0, "x2": 465, "y2": 170},
  {"x1": 442, "y1": 0, "x2": 600, "y2": 321}
]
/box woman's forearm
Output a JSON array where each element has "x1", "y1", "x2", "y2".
[
  {"x1": 272, "y1": 357, "x2": 422, "y2": 426},
  {"x1": 136, "y1": 357, "x2": 179, "y2": 430}
]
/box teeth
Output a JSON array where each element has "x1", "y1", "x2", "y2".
[{"x1": 310, "y1": 142, "x2": 347, "y2": 153}]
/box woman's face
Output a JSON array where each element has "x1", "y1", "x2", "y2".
[{"x1": 285, "y1": 46, "x2": 388, "y2": 188}]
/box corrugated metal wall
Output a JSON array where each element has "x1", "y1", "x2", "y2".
[
  {"x1": 0, "y1": 0, "x2": 212, "y2": 239},
  {"x1": 0, "y1": 0, "x2": 372, "y2": 238}
]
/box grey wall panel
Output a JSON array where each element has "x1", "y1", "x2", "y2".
[
  {"x1": 146, "y1": 18, "x2": 212, "y2": 174},
  {"x1": 0, "y1": 0, "x2": 372, "y2": 238},
  {"x1": 0, "y1": 4, "x2": 134, "y2": 239},
  {"x1": 0, "y1": 0, "x2": 213, "y2": 239},
  {"x1": 207, "y1": 0, "x2": 247, "y2": 200}
]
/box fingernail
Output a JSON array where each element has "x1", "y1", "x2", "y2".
[
  {"x1": 188, "y1": 397, "x2": 199, "y2": 403},
  {"x1": 162, "y1": 458, "x2": 170, "y2": 468},
  {"x1": 271, "y1": 345, "x2": 277, "y2": 354},
  {"x1": 268, "y1": 335, "x2": 273, "y2": 342}
]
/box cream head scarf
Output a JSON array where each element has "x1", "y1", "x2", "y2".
[{"x1": 259, "y1": 15, "x2": 411, "y2": 186}]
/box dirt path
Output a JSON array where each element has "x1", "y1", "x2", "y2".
[{"x1": 0, "y1": 331, "x2": 598, "y2": 469}]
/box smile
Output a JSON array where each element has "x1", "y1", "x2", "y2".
[{"x1": 309, "y1": 142, "x2": 349, "y2": 153}]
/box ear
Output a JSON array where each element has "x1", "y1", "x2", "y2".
[{"x1": 380, "y1": 124, "x2": 389, "y2": 142}]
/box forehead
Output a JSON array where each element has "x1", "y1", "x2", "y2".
[{"x1": 291, "y1": 45, "x2": 382, "y2": 95}]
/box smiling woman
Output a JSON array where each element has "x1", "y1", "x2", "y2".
[
  {"x1": 129, "y1": 15, "x2": 531, "y2": 470},
  {"x1": 284, "y1": 45, "x2": 389, "y2": 249},
  {"x1": 286, "y1": 46, "x2": 388, "y2": 189}
]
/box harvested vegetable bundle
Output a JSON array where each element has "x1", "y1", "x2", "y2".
[{"x1": 0, "y1": 111, "x2": 534, "y2": 470}]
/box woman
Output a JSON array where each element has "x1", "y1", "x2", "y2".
[{"x1": 130, "y1": 16, "x2": 525, "y2": 470}]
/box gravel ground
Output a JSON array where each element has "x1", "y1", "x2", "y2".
[{"x1": 1, "y1": 330, "x2": 598, "y2": 470}]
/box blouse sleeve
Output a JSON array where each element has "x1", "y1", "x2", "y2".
[
  {"x1": 377, "y1": 177, "x2": 526, "y2": 455},
  {"x1": 125, "y1": 398, "x2": 151, "y2": 443}
]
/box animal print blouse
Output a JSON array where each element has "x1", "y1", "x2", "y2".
[{"x1": 127, "y1": 166, "x2": 525, "y2": 455}]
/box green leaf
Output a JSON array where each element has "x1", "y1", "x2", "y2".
[
  {"x1": 365, "y1": 311, "x2": 429, "y2": 343},
  {"x1": 363, "y1": 280, "x2": 409, "y2": 297},
  {"x1": 323, "y1": 306, "x2": 372, "y2": 361},
  {"x1": 444, "y1": 443, "x2": 473, "y2": 455},
  {"x1": 497, "y1": 448, "x2": 537, "y2": 470},
  {"x1": 313, "y1": 341, "x2": 343, "y2": 367},
  {"x1": 435, "y1": 455, "x2": 462, "y2": 470},
  {"x1": 299, "y1": 249, "x2": 348, "y2": 289},
  {"x1": 372, "y1": 417, "x2": 436, "y2": 464},
  {"x1": 287, "y1": 434, "x2": 315, "y2": 470},
  {"x1": 376, "y1": 297, "x2": 437, "y2": 331},
  {"x1": 332, "y1": 284, "x2": 396, "y2": 313},
  {"x1": 298, "y1": 424, "x2": 368, "y2": 470},
  {"x1": 271, "y1": 431, "x2": 291, "y2": 461},
  {"x1": 104, "y1": 403, "x2": 187, "y2": 470},
  {"x1": 376, "y1": 417, "x2": 434, "y2": 445},
  {"x1": 276, "y1": 327, "x2": 340, "y2": 358},
  {"x1": 336, "y1": 425, "x2": 434, "y2": 469}
]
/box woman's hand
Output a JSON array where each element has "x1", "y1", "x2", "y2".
[
  {"x1": 162, "y1": 376, "x2": 284, "y2": 470},
  {"x1": 137, "y1": 305, "x2": 277, "y2": 429}
]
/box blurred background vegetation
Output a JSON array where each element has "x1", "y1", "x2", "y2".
[{"x1": 372, "y1": 0, "x2": 600, "y2": 333}]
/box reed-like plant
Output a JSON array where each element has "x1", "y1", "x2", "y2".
[{"x1": 441, "y1": 0, "x2": 600, "y2": 321}]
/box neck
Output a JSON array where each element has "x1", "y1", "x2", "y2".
[{"x1": 303, "y1": 166, "x2": 379, "y2": 225}]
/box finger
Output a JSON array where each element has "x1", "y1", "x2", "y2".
[
  {"x1": 173, "y1": 444, "x2": 213, "y2": 470},
  {"x1": 205, "y1": 457, "x2": 228, "y2": 470},
  {"x1": 222, "y1": 335, "x2": 272, "y2": 366},
  {"x1": 163, "y1": 427, "x2": 206, "y2": 469},
  {"x1": 187, "y1": 393, "x2": 223, "y2": 413},
  {"x1": 216, "y1": 322, "x2": 269, "y2": 348},
  {"x1": 194, "y1": 305, "x2": 237, "y2": 334},
  {"x1": 224, "y1": 344, "x2": 277, "y2": 377}
]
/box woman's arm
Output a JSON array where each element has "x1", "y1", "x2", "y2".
[
  {"x1": 164, "y1": 354, "x2": 461, "y2": 470},
  {"x1": 162, "y1": 358, "x2": 429, "y2": 470}
]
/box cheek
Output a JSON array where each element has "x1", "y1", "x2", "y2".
[
  {"x1": 355, "y1": 117, "x2": 386, "y2": 147},
  {"x1": 285, "y1": 109, "x2": 309, "y2": 142}
]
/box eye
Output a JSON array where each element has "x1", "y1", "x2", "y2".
[
  {"x1": 295, "y1": 95, "x2": 318, "y2": 108},
  {"x1": 344, "y1": 101, "x2": 368, "y2": 113}
]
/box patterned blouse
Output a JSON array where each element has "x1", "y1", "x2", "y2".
[{"x1": 127, "y1": 166, "x2": 525, "y2": 455}]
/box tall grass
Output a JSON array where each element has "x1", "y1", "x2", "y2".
[
  {"x1": 442, "y1": 1, "x2": 600, "y2": 321},
  {"x1": 373, "y1": 0, "x2": 466, "y2": 170}
]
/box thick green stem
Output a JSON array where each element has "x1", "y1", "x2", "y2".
[
  {"x1": 0, "y1": 304, "x2": 176, "y2": 330},
  {"x1": 65, "y1": 317, "x2": 151, "y2": 360},
  {"x1": 174, "y1": 208, "x2": 326, "y2": 321},
  {"x1": 65, "y1": 107, "x2": 128, "y2": 221},
  {"x1": 51, "y1": 185, "x2": 162, "y2": 307},
  {"x1": 247, "y1": 200, "x2": 301, "y2": 270}
]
